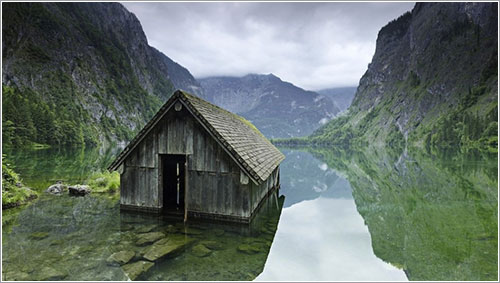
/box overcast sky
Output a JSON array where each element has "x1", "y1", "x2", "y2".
[{"x1": 122, "y1": 2, "x2": 414, "y2": 91}]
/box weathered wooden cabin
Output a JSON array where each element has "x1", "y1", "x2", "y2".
[{"x1": 108, "y1": 90, "x2": 285, "y2": 223}]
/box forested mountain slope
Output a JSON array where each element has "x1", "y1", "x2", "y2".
[{"x1": 2, "y1": 2, "x2": 202, "y2": 147}]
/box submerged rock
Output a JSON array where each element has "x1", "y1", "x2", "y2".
[
  {"x1": 177, "y1": 226, "x2": 203, "y2": 236},
  {"x1": 35, "y1": 267, "x2": 67, "y2": 281},
  {"x1": 191, "y1": 244, "x2": 212, "y2": 257},
  {"x1": 211, "y1": 228, "x2": 225, "y2": 236},
  {"x1": 122, "y1": 260, "x2": 154, "y2": 280},
  {"x1": 200, "y1": 240, "x2": 224, "y2": 251},
  {"x1": 29, "y1": 231, "x2": 49, "y2": 240},
  {"x1": 136, "y1": 232, "x2": 165, "y2": 246},
  {"x1": 143, "y1": 235, "x2": 194, "y2": 262},
  {"x1": 164, "y1": 224, "x2": 178, "y2": 234},
  {"x1": 237, "y1": 243, "x2": 263, "y2": 255},
  {"x1": 136, "y1": 224, "x2": 156, "y2": 233},
  {"x1": 106, "y1": 250, "x2": 135, "y2": 266},
  {"x1": 46, "y1": 182, "x2": 67, "y2": 194},
  {"x1": 3, "y1": 270, "x2": 31, "y2": 281},
  {"x1": 68, "y1": 185, "x2": 91, "y2": 196}
]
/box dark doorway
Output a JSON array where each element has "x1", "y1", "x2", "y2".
[{"x1": 161, "y1": 154, "x2": 186, "y2": 214}]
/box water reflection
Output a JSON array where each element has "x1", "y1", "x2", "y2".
[
  {"x1": 257, "y1": 148, "x2": 407, "y2": 281},
  {"x1": 2, "y1": 146, "x2": 118, "y2": 191},
  {"x1": 308, "y1": 146, "x2": 498, "y2": 281}
]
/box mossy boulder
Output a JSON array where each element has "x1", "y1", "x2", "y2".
[
  {"x1": 237, "y1": 243, "x2": 264, "y2": 255},
  {"x1": 136, "y1": 224, "x2": 156, "y2": 233},
  {"x1": 200, "y1": 240, "x2": 224, "y2": 251},
  {"x1": 122, "y1": 260, "x2": 154, "y2": 281},
  {"x1": 106, "y1": 250, "x2": 135, "y2": 266},
  {"x1": 46, "y1": 182, "x2": 67, "y2": 194},
  {"x1": 143, "y1": 235, "x2": 194, "y2": 262},
  {"x1": 29, "y1": 231, "x2": 49, "y2": 240},
  {"x1": 35, "y1": 267, "x2": 67, "y2": 281},
  {"x1": 136, "y1": 232, "x2": 165, "y2": 246},
  {"x1": 191, "y1": 244, "x2": 212, "y2": 257}
]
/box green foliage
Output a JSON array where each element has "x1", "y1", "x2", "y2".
[
  {"x1": 2, "y1": 155, "x2": 38, "y2": 208},
  {"x1": 2, "y1": 84, "x2": 95, "y2": 147},
  {"x1": 86, "y1": 171, "x2": 120, "y2": 193},
  {"x1": 426, "y1": 85, "x2": 497, "y2": 149}
]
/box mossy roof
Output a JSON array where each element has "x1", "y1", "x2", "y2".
[{"x1": 108, "y1": 90, "x2": 285, "y2": 184}]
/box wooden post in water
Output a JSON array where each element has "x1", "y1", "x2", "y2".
[{"x1": 184, "y1": 158, "x2": 188, "y2": 223}]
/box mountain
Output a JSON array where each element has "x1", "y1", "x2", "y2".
[
  {"x1": 310, "y1": 2, "x2": 498, "y2": 149},
  {"x1": 317, "y1": 86, "x2": 357, "y2": 112},
  {"x1": 199, "y1": 74, "x2": 340, "y2": 138},
  {"x1": 2, "y1": 2, "x2": 202, "y2": 147}
]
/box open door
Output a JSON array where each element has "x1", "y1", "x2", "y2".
[{"x1": 161, "y1": 154, "x2": 186, "y2": 215}]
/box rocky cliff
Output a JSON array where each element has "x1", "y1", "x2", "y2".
[
  {"x1": 200, "y1": 74, "x2": 340, "y2": 138},
  {"x1": 2, "y1": 2, "x2": 202, "y2": 147},
  {"x1": 311, "y1": 2, "x2": 498, "y2": 149}
]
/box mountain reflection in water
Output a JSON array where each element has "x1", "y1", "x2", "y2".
[{"x1": 257, "y1": 148, "x2": 407, "y2": 281}]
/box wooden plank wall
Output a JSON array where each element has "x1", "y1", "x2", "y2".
[
  {"x1": 248, "y1": 166, "x2": 279, "y2": 213},
  {"x1": 186, "y1": 120, "x2": 251, "y2": 218}
]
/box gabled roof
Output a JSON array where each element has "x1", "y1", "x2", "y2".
[{"x1": 108, "y1": 90, "x2": 285, "y2": 184}]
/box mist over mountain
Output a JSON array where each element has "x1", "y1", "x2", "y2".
[
  {"x1": 317, "y1": 87, "x2": 357, "y2": 112},
  {"x1": 200, "y1": 74, "x2": 340, "y2": 138}
]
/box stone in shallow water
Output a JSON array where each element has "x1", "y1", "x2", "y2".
[
  {"x1": 211, "y1": 228, "x2": 225, "y2": 236},
  {"x1": 191, "y1": 244, "x2": 212, "y2": 257},
  {"x1": 68, "y1": 185, "x2": 91, "y2": 196},
  {"x1": 29, "y1": 231, "x2": 49, "y2": 240},
  {"x1": 136, "y1": 232, "x2": 165, "y2": 246},
  {"x1": 164, "y1": 224, "x2": 178, "y2": 234},
  {"x1": 122, "y1": 260, "x2": 154, "y2": 280},
  {"x1": 175, "y1": 224, "x2": 203, "y2": 235},
  {"x1": 136, "y1": 224, "x2": 156, "y2": 233},
  {"x1": 200, "y1": 240, "x2": 224, "y2": 250},
  {"x1": 46, "y1": 183, "x2": 67, "y2": 194},
  {"x1": 143, "y1": 235, "x2": 194, "y2": 261},
  {"x1": 106, "y1": 250, "x2": 135, "y2": 266},
  {"x1": 3, "y1": 270, "x2": 31, "y2": 281},
  {"x1": 237, "y1": 243, "x2": 262, "y2": 255},
  {"x1": 35, "y1": 267, "x2": 67, "y2": 281}
]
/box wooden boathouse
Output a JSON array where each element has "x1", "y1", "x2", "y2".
[{"x1": 108, "y1": 90, "x2": 285, "y2": 223}]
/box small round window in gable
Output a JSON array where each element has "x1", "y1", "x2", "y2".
[{"x1": 175, "y1": 102, "x2": 182, "y2": 111}]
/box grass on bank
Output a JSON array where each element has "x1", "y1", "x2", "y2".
[
  {"x1": 2, "y1": 155, "x2": 38, "y2": 208},
  {"x1": 86, "y1": 171, "x2": 120, "y2": 193}
]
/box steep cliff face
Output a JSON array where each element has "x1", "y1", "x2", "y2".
[
  {"x1": 2, "y1": 2, "x2": 201, "y2": 147},
  {"x1": 200, "y1": 74, "x2": 340, "y2": 138},
  {"x1": 312, "y1": 2, "x2": 498, "y2": 148}
]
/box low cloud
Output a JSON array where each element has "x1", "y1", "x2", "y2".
[{"x1": 122, "y1": 2, "x2": 414, "y2": 90}]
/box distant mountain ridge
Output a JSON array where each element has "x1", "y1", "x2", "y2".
[
  {"x1": 2, "y1": 2, "x2": 202, "y2": 147},
  {"x1": 200, "y1": 74, "x2": 340, "y2": 138},
  {"x1": 317, "y1": 87, "x2": 357, "y2": 112}
]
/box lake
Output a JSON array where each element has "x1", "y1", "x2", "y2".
[{"x1": 2, "y1": 145, "x2": 497, "y2": 281}]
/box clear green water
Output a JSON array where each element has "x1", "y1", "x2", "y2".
[{"x1": 2, "y1": 146, "x2": 498, "y2": 281}]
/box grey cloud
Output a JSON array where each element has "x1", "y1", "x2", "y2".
[{"x1": 122, "y1": 2, "x2": 414, "y2": 90}]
